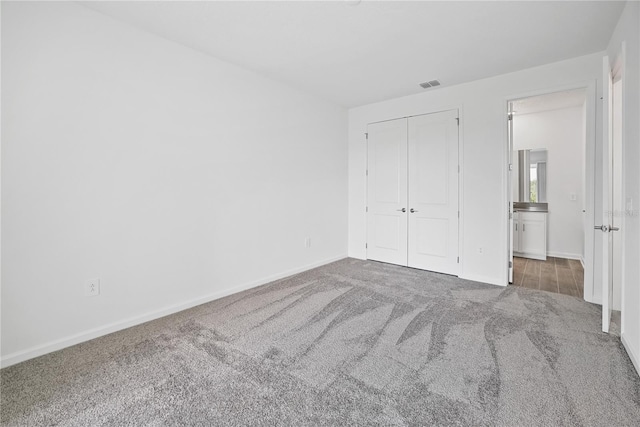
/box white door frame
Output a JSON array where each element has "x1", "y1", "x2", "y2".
[
  {"x1": 502, "y1": 81, "x2": 597, "y2": 300},
  {"x1": 507, "y1": 102, "x2": 515, "y2": 283},
  {"x1": 601, "y1": 56, "x2": 613, "y2": 332}
]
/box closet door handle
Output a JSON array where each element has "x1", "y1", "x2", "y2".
[
  {"x1": 410, "y1": 208, "x2": 418, "y2": 213},
  {"x1": 396, "y1": 208, "x2": 406, "y2": 212}
]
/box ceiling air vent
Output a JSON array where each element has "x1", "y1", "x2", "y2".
[{"x1": 419, "y1": 79, "x2": 441, "y2": 89}]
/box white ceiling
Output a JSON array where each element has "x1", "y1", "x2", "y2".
[
  {"x1": 81, "y1": 1, "x2": 625, "y2": 107},
  {"x1": 512, "y1": 88, "x2": 587, "y2": 115}
]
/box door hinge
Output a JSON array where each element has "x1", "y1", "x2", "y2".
[
  {"x1": 509, "y1": 163, "x2": 513, "y2": 171},
  {"x1": 456, "y1": 118, "x2": 459, "y2": 125},
  {"x1": 366, "y1": 206, "x2": 368, "y2": 212},
  {"x1": 509, "y1": 261, "x2": 513, "y2": 268},
  {"x1": 366, "y1": 243, "x2": 368, "y2": 249},
  {"x1": 509, "y1": 212, "x2": 513, "y2": 219},
  {"x1": 458, "y1": 211, "x2": 460, "y2": 218},
  {"x1": 508, "y1": 113, "x2": 513, "y2": 121},
  {"x1": 457, "y1": 256, "x2": 460, "y2": 263},
  {"x1": 365, "y1": 132, "x2": 369, "y2": 139}
]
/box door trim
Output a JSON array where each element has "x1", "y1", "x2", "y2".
[{"x1": 602, "y1": 55, "x2": 613, "y2": 332}]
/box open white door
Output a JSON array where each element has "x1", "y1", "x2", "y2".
[
  {"x1": 366, "y1": 118, "x2": 408, "y2": 266},
  {"x1": 598, "y1": 56, "x2": 614, "y2": 333},
  {"x1": 508, "y1": 103, "x2": 515, "y2": 283}
]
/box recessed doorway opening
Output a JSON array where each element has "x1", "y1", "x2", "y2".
[{"x1": 507, "y1": 88, "x2": 589, "y2": 297}]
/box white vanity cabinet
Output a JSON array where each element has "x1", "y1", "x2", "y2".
[{"x1": 513, "y1": 211, "x2": 547, "y2": 260}]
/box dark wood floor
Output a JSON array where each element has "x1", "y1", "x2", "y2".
[{"x1": 511, "y1": 256, "x2": 584, "y2": 297}]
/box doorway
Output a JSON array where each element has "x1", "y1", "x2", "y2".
[{"x1": 507, "y1": 88, "x2": 589, "y2": 296}]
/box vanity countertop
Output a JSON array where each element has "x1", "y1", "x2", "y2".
[
  {"x1": 513, "y1": 202, "x2": 548, "y2": 213},
  {"x1": 514, "y1": 208, "x2": 548, "y2": 213}
]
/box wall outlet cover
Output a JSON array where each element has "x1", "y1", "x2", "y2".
[{"x1": 84, "y1": 279, "x2": 100, "y2": 297}]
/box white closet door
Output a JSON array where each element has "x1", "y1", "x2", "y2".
[
  {"x1": 407, "y1": 110, "x2": 459, "y2": 275},
  {"x1": 366, "y1": 118, "x2": 408, "y2": 266}
]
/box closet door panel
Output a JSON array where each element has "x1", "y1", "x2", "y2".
[
  {"x1": 366, "y1": 118, "x2": 408, "y2": 266},
  {"x1": 408, "y1": 110, "x2": 459, "y2": 274},
  {"x1": 416, "y1": 217, "x2": 448, "y2": 257},
  {"x1": 414, "y1": 125, "x2": 448, "y2": 206},
  {"x1": 373, "y1": 215, "x2": 402, "y2": 250}
]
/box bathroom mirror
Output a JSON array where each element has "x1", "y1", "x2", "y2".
[{"x1": 518, "y1": 149, "x2": 547, "y2": 203}]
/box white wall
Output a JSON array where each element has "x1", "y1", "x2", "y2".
[
  {"x1": 348, "y1": 53, "x2": 603, "y2": 287},
  {"x1": 607, "y1": 1, "x2": 640, "y2": 375},
  {"x1": 1, "y1": 2, "x2": 348, "y2": 366},
  {"x1": 513, "y1": 105, "x2": 585, "y2": 260}
]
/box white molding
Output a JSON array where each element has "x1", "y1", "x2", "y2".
[
  {"x1": 546, "y1": 251, "x2": 583, "y2": 260},
  {"x1": 457, "y1": 105, "x2": 465, "y2": 279},
  {"x1": 615, "y1": 41, "x2": 626, "y2": 337},
  {"x1": 459, "y1": 273, "x2": 505, "y2": 287},
  {"x1": 0, "y1": 255, "x2": 347, "y2": 368},
  {"x1": 585, "y1": 294, "x2": 602, "y2": 305},
  {"x1": 621, "y1": 333, "x2": 640, "y2": 377},
  {"x1": 583, "y1": 81, "x2": 597, "y2": 306}
]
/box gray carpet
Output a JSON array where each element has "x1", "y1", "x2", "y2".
[{"x1": 2, "y1": 258, "x2": 639, "y2": 426}]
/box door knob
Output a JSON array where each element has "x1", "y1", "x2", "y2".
[
  {"x1": 609, "y1": 226, "x2": 620, "y2": 232},
  {"x1": 396, "y1": 208, "x2": 406, "y2": 212},
  {"x1": 410, "y1": 208, "x2": 418, "y2": 213},
  {"x1": 594, "y1": 225, "x2": 609, "y2": 232}
]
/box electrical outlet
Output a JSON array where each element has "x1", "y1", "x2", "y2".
[
  {"x1": 305, "y1": 237, "x2": 311, "y2": 248},
  {"x1": 84, "y1": 278, "x2": 100, "y2": 297}
]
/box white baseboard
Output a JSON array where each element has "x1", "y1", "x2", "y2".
[
  {"x1": 546, "y1": 251, "x2": 583, "y2": 260},
  {"x1": 584, "y1": 294, "x2": 602, "y2": 305},
  {"x1": 459, "y1": 273, "x2": 505, "y2": 287},
  {"x1": 0, "y1": 254, "x2": 347, "y2": 369},
  {"x1": 621, "y1": 333, "x2": 640, "y2": 377},
  {"x1": 513, "y1": 251, "x2": 546, "y2": 261}
]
